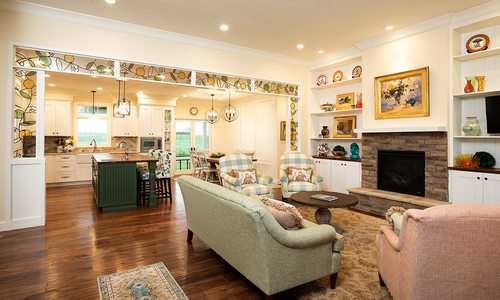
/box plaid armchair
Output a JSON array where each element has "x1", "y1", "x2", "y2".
[
  {"x1": 280, "y1": 152, "x2": 323, "y2": 199},
  {"x1": 219, "y1": 154, "x2": 273, "y2": 196}
]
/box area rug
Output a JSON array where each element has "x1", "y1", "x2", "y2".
[
  {"x1": 290, "y1": 207, "x2": 392, "y2": 300},
  {"x1": 97, "y1": 262, "x2": 188, "y2": 300}
]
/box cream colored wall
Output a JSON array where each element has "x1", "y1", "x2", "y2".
[
  {"x1": 361, "y1": 26, "x2": 450, "y2": 129},
  {"x1": 0, "y1": 9, "x2": 309, "y2": 222}
]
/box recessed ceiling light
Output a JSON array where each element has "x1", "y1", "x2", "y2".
[
  {"x1": 182, "y1": 94, "x2": 187, "y2": 98},
  {"x1": 137, "y1": 91, "x2": 144, "y2": 94},
  {"x1": 296, "y1": 44, "x2": 304, "y2": 49},
  {"x1": 48, "y1": 83, "x2": 55, "y2": 87},
  {"x1": 384, "y1": 25, "x2": 394, "y2": 31},
  {"x1": 44, "y1": 74, "x2": 51, "y2": 78},
  {"x1": 220, "y1": 24, "x2": 229, "y2": 31},
  {"x1": 218, "y1": 97, "x2": 223, "y2": 100},
  {"x1": 90, "y1": 75, "x2": 97, "y2": 78},
  {"x1": 97, "y1": 87, "x2": 103, "y2": 91},
  {"x1": 317, "y1": 50, "x2": 324, "y2": 54},
  {"x1": 104, "y1": 0, "x2": 117, "y2": 4}
]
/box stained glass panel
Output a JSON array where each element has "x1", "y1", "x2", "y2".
[
  {"x1": 254, "y1": 80, "x2": 299, "y2": 96},
  {"x1": 13, "y1": 69, "x2": 37, "y2": 158},
  {"x1": 289, "y1": 97, "x2": 299, "y2": 151},
  {"x1": 120, "y1": 62, "x2": 191, "y2": 85},
  {"x1": 15, "y1": 47, "x2": 115, "y2": 76},
  {"x1": 195, "y1": 73, "x2": 251, "y2": 91}
]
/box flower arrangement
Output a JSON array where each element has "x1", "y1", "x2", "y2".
[
  {"x1": 64, "y1": 138, "x2": 75, "y2": 153},
  {"x1": 209, "y1": 152, "x2": 225, "y2": 158}
]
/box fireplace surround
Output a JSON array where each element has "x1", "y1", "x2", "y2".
[{"x1": 378, "y1": 150, "x2": 425, "y2": 197}]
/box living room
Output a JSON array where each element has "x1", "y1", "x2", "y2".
[{"x1": 1, "y1": 0, "x2": 500, "y2": 299}]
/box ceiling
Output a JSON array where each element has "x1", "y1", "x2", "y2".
[
  {"x1": 18, "y1": 0, "x2": 489, "y2": 61},
  {"x1": 45, "y1": 71, "x2": 257, "y2": 103}
]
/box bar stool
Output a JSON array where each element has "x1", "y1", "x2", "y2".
[{"x1": 137, "y1": 150, "x2": 172, "y2": 205}]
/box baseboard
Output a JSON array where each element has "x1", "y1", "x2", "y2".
[
  {"x1": 0, "y1": 217, "x2": 45, "y2": 232},
  {"x1": 46, "y1": 180, "x2": 91, "y2": 187}
]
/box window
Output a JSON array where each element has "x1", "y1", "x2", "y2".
[{"x1": 76, "y1": 104, "x2": 109, "y2": 146}]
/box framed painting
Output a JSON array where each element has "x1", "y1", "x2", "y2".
[
  {"x1": 375, "y1": 67, "x2": 429, "y2": 119},
  {"x1": 334, "y1": 116, "x2": 356, "y2": 138},
  {"x1": 280, "y1": 121, "x2": 286, "y2": 140},
  {"x1": 336, "y1": 92, "x2": 354, "y2": 111}
]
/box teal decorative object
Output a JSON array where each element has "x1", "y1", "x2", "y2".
[
  {"x1": 350, "y1": 142, "x2": 360, "y2": 159},
  {"x1": 474, "y1": 151, "x2": 496, "y2": 168}
]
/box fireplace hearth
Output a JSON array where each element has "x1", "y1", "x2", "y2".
[{"x1": 377, "y1": 150, "x2": 425, "y2": 197}]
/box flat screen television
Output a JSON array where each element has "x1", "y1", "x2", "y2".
[{"x1": 485, "y1": 96, "x2": 500, "y2": 134}]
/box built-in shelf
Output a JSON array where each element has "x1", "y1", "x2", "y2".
[
  {"x1": 311, "y1": 77, "x2": 362, "y2": 90},
  {"x1": 312, "y1": 155, "x2": 361, "y2": 162},
  {"x1": 453, "y1": 90, "x2": 500, "y2": 98},
  {"x1": 453, "y1": 47, "x2": 500, "y2": 62},
  {"x1": 448, "y1": 166, "x2": 500, "y2": 175},
  {"x1": 310, "y1": 137, "x2": 361, "y2": 141},
  {"x1": 354, "y1": 126, "x2": 447, "y2": 133},
  {"x1": 453, "y1": 135, "x2": 500, "y2": 139},
  {"x1": 310, "y1": 108, "x2": 362, "y2": 116}
]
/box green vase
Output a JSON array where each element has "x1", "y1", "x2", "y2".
[{"x1": 462, "y1": 117, "x2": 481, "y2": 136}]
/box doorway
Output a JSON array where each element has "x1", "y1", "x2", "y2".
[{"x1": 175, "y1": 119, "x2": 209, "y2": 175}]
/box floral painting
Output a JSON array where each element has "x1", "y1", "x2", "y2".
[{"x1": 375, "y1": 67, "x2": 429, "y2": 119}]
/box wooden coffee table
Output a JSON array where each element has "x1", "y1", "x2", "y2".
[{"x1": 290, "y1": 191, "x2": 358, "y2": 233}]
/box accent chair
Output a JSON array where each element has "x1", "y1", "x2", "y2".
[{"x1": 279, "y1": 152, "x2": 323, "y2": 199}]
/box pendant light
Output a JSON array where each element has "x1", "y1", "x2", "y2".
[
  {"x1": 221, "y1": 90, "x2": 239, "y2": 122},
  {"x1": 205, "y1": 93, "x2": 220, "y2": 124},
  {"x1": 116, "y1": 79, "x2": 131, "y2": 116},
  {"x1": 90, "y1": 90, "x2": 97, "y2": 119}
]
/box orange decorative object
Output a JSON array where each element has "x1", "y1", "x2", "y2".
[{"x1": 455, "y1": 154, "x2": 479, "y2": 168}]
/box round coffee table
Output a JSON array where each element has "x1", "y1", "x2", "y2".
[{"x1": 290, "y1": 191, "x2": 358, "y2": 233}]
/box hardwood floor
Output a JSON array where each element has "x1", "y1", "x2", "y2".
[{"x1": 0, "y1": 181, "x2": 264, "y2": 299}]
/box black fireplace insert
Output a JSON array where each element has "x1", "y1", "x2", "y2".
[{"x1": 377, "y1": 150, "x2": 425, "y2": 197}]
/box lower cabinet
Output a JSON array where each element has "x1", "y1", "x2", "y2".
[
  {"x1": 45, "y1": 154, "x2": 93, "y2": 184},
  {"x1": 449, "y1": 170, "x2": 500, "y2": 205},
  {"x1": 314, "y1": 158, "x2": 361, "y2": 194}
]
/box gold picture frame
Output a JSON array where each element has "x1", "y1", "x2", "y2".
[
  {"x1": 335, "y1": 92, "x2": 355, "y2": 111},
  {"x1": 374, "y1": 67, "x2": 429, "y2": 119},
  {"x1": 280, "y1": 121, "x2": 286, "y2": 141},
  {"x1": 334, "y1": 116, "x2": 356, "y2": 138}
]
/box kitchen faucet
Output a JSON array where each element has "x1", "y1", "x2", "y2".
[
  {"x1": 90, "y1": 139, "x2": 97, "y2": 153},
  {"x1": 116, "y1": 140, "x2": 129, "y2": 160}
]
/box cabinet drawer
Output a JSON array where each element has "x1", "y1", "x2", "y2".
[
  {"x1": 56, "y1": 162, "x2": 75, "y2": 172},
  {"x1": 56, "y1": 155, "x2": 76, "y2": 162},
  {"x1": 76, "y1": 163, "x2": 92, "y2": 181},
  {"x1": 54, "y1": 172, "x2": 75, "y2": 182}
]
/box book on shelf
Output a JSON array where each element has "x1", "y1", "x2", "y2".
[{"x1": 310, "y1": 194, "x2": 338, "y2": 202}]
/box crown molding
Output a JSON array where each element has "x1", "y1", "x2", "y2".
[
  {"x1": 451, "y1": 0, "x2": 500, "y2": 29},
  {"x1": 309, "y1": 47, "x2": 361, "y2": 70},
  {"x1": 0, "y1": 0, "x2": 309, "y2": 67}
]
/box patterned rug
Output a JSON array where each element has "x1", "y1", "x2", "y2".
[
  {"x1": 97, "y1": 262, "x2": 188, "y2": 300},
  {"x1": 290, "y1": 207, "x2": 392, "y2": 300}
]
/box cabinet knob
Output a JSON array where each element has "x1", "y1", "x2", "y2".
[
  {"x1": 477, "y1": 177, "x2": 480, "y2": 180},
  {"x1": 485, "y1": 177, "x2": 488, "y2": 181}
]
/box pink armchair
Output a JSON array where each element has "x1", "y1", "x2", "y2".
[{"x1": 376, "y1": 204, "x2": 500, "y2": 300}]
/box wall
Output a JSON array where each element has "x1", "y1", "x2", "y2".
[
  {"x1": 361, "y1": 26, "x2": 450, "y2": 129},
  {"x1": 0, "y1": 8, "x2": 308, "y2": 225}
]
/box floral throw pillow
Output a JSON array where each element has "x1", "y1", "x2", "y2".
[
  {"x1": 232, "y1": 168, "x2": 257, "y2": 185},
  {"x1": 258, "y1": 196, "x2": 305, "y2": 229},
  {"x1": 385, "y1": 206, "x2": 406, "y2": 236},
  {"x1": 287, "y1": 167, "x2": 312, "y2": 182}
]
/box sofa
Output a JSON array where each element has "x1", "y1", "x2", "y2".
[
  {"x1": 376, "y1": 204, "x2": 500, "y2": 300},
  {"x1": 177, "y1": 175, "x2": 344, "y2": 297}
]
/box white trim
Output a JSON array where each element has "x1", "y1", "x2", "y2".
[
  {"x1": 0, "y1": 1, "x2": 308, "y2": 67},
  {"x1": 0, "y1": 216, "x2": 44, "y2": 232},
  {"x1": 36, "y1": 71, "x2": 45, "y2": 158},
  {"x1": 451, "y1": 1, "x2": 500, "y2": 30},
  {"x1": 3, "y1": 43, "x2": 14, "y2": 226},
  {"x1": 354, "y1": 126, "x2": 448, "y2": 134}
]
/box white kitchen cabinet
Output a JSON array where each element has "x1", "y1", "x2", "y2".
[
  {"x1": 314, "y1": 158, "x2": 332, "y2": 191},
  {"x1": 45, "y1": 155, "x2": 56, "y2": 183},
  {"x1": 45, "y1": 154, "x2": 94, "y2": 184},
  {"x1": 139, "y1": 105, "x2": 163, "y2": 137},
  {"x1": 449, "y1": 170, "x2": 500, "y2": 205},
  {"x1": 45, "y1": 100, "x2": 71, "y2": 136},
  {"x1": 112, "y1": 106, "x2": 138, "y2": 136},
  {"x1": 331, "y1": 160, "x2": 361, "y2": 194}
]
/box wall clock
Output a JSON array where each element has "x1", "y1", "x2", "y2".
[
  {"x1": 333, "y1": 70, "x2": 343, "y2": 82},
  {"x1": 189, "y1": 107, "x2": 198, "y2": 116},
  {"x1": 466, "y1": 34, "x2": 490, "y2": 53}
]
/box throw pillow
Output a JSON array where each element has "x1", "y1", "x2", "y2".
[
  {"x1": 258, "y1": 196, "x2": 305, "y2": 229},
  {"x1": 287, "y1": 167, "x2": 313, "y2": 182},
  {"x1": 385, "y1": 206, "x2": 406, "y2": 236},
  {"x1": 232, "y1": 168, "x2": 257, "y2": 185},
  {"x1": 266, "y1": 206, "x2": 297, "y2": 230}
]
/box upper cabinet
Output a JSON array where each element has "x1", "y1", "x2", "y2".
[
  {"x1": 45, "y1": 100, "x2": 71, "y2": 136},
  {"x1": 139, "y1": 105, "x2": 163, "y2": 137},
  {"x1": 450, "y1": 16, "x2": 500, "y2": 165},
  {"x1": 112, "y1": 105, "x2": 138, "y2": 136}
]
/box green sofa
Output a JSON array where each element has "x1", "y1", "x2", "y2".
[{"x1": 177, "y1": 175, "x2": 344, "y2": 297}]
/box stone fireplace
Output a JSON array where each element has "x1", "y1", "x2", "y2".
[{"x1": 377, "y1": 150, "x2": 426, "y2": 197}]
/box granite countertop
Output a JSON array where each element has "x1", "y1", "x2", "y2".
[{"x1": 92, "y1": 153, "x2": 157, "y2": 164}]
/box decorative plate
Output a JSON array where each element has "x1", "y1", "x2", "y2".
[
  {"x1": 189, "y1": 107, "x2": 198, "y2": 116},
  {"x1": 317, "y1": 74, "x2": 327, "y2": 86},
  {"x1": 352, "y1": 65, "x2": 362, "y2": 78},
  {"x1": 466, "y1": 34, "x2": 490, "y2": 53},
  {"x1": 333, "y1": 70, "x2": 343, "y2": 82}
]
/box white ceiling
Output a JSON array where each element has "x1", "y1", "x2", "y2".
[
  {"x1": 17, "y1": 0, "x2": 489, "y2": 61},
  {"x1": 45, "y1": 71, "x2": 258, "y2": 103}
]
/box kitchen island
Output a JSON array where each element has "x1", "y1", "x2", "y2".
[{"x1": 92, "y1": 153, "x2": 158, "y2": 211}]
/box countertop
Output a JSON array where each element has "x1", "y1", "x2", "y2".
[{"x1": 92, "y1": 153, "x2": 158, "y2": 164}]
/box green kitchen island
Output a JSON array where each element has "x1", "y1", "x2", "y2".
[{"x1": 92, "y1": 153, "x2": 158, "y2": 211}]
